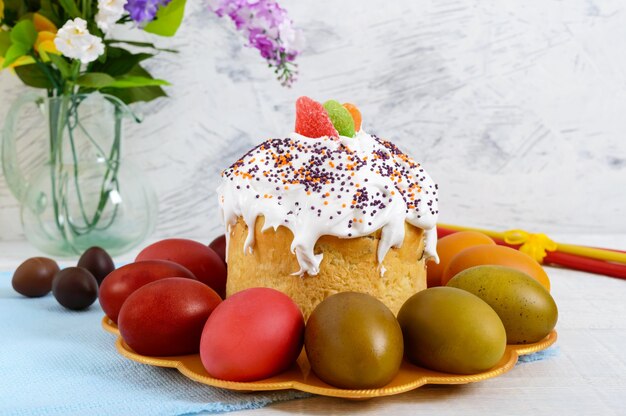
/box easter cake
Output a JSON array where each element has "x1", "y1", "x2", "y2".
[{"x1": 218, "y1": 97, "x2": 439, "y2": 319}]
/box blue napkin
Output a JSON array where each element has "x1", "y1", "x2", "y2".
[
  {"x1": 517, "y1": 346, "x2": 559, "y2": 363},
  {"x1": 0, "y1": 271, "x2": 309, "y2": 416}
]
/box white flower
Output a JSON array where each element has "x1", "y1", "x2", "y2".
[
  {"x1": 54, "y1": 18, "x2": 105, "y2": 64},
  {"x1": 96, "y1": 0, "x2": 128, "y2": 33},
  {"x1": 278, "y1": 20, "x2": 304, "y2": 53},
  {"x1": 99, "y1": 0, "x2": 127, "y2": 12},
  {"x1": 58, "y1": 17, "x2": 88, "y2": 36},
  {"x1": 80, "y1": 37, "x2": 105, "y2": 63}
]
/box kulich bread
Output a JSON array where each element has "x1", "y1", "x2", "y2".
[
  {"x1": 218, "y1": 100, "x2": 439, "y2": 321},
  {"x1": 226, "y1": 216, "x2": 427, "y2": 320}
]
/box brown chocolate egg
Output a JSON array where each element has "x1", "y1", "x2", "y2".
[
  {"x1": 12, "y1": 257, "x2": 60, "y2": 297},
  {"x1": 52, "y1": 267, "x2": 99, "y2": 310},
  {"x1": 77, "y1": 247, "x2": 115, "y2": 286}
]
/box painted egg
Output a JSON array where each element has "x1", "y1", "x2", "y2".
[
  {"x1": 99, "y1": 260, "x2": 196, "y2": 324},
  {"x1": 136, "y1": 238, "x2": 227, "y2": 298},
  {"x1": 448, "y1": 265, "x2": 558, "y2": 344},
  {"x1": 398, "y1": 287, "x2": 506, "y2": 374},
  {"x1": 427, "y1": 231, "x2": 495, "y2": 287},
  {"x1": 200, "y1": 288, "x2": 304, "y2": 381},
  {"x1": 441, "y1": 245, "x2": 551, "y2": 291},
  {"x1": 118, "y1": 278, "x2": 221, "y2": 356}
]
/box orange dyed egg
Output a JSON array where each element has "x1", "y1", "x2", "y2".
[
  {"x1": 441, "y1": 245, "x2": 551, "y2": 291},
  {"x1": 426, "y1": 231, "x2": 495, "y2": 288}
]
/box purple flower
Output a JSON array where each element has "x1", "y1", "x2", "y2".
[
  {"x1": 208, "y1": 0, "x2": 304, "y2": 86},
  {"x1": 125, "y1": 0, "x2": 171, "y2": 24}
]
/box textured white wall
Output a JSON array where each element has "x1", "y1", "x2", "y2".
[{"x1": 1, "y1": 0, "x2": 626, "y2": 243}]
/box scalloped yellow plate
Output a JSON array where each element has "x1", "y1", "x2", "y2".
[{"x1": 102, "y1": 316, "x2": 557, "y2": 399}]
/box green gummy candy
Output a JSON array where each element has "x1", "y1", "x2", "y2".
[{"x1": 323, "y1": 100, "x2": 355, "y2": 138}]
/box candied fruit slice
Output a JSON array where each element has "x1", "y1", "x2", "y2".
[
  {"x1": 342, "y1": 103, "x2": 362, "y2": 132},
  {"x1": 295, "y1": 96, "x2": 339, "y2": 138},
  {"x1": 323, "y1": 100, "x2": 355, "y2": 138}
]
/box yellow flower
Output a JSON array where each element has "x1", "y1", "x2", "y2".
[
  {"x1": 36, "y1": 31, "x2": 59, "y2": 61},
  {"x1": 0, "y1": 13, "x2": 58, "y2": 70},
  {"x1": 33, "y1": 13, "x2": 57, "y2": 33},
  {"x1": 33, "y1": 14, "x2": 59, "y2": 61},
  {"x1": 0, "y1": 55, "x2": 35, "y2": 69},
  {"x1": 36, "y1": 30, "x2": 57, "y2": 45}
]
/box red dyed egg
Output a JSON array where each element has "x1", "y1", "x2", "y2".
[
  {"x1": 136, "y1": 238, "x2": 227, "y2": 298},
  {"x1": 99, "y1": 260, "x2": 196, "y2": 324},
  {"x1": 208, "y1": 235, "x2": 226, "y2": 264},
  {"x1": 200, "y1": 288, "x2": 304, "y2": 381},
  {"x1": 119, "y1": 278, "x2": 221, "y2": 356}
]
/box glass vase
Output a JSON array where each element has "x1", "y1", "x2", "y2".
[{"x1": 2, "y1": 92, "x2": 157, "y2": 256}]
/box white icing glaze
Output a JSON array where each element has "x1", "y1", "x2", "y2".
[{"x1": 218, "y1": 130, "x2": 439, "y2": 276}]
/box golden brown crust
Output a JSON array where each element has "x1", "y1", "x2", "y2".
[{"x1": 226, "y1": 216, "x2": 427, "y2": 320}]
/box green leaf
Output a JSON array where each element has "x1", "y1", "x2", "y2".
[
  {"x1": 76, "y1": 72, "x2": 116, "y2": 88},
  {"x1": 48, "y1": 53, "x2": 71, "y2": 78},
  {"x1": 58, "y1": 0, "x2": 81, "y2": 18},
  {"x1": 107, "y1": 75, "x2": 170, "y2": 88},
  {"x1": 106, "y1": 52, "x2": 153, "y2": 76},
  {"x1": 14, "y1": 64, "x2": 54, "y2": 88},
  {"x1": 3, "y1": 0, "x2": 28, "y2": 26},
  {"x1": 24, "y1": 0, "x2": 41, "y2": 12},
  {"x1": 2, "y1": 43, "x2": 28, "y2": 68},
  {"x1": 0, "y1": 32, "x2": 11, "y2": 57},
  {"x1": 101, "y1": 64, "x2": 167, "y2": 104},
  {"x1": 105, "y1": 84, "x2": 167, "y2": 104},
  {"x1": 107, "y1": 85, "x2": 167, "y2": 104},
  {"x1": 143, "y1": 0, "x2": 186, "y2": 37},
  {"x1": 90, "y1": 47, "x2": 153, "y2": 77},
  {"x1": 106, "y1": 39, "x2": 178, "y2": 53},
  {"x1": 10, "y1": 19, "x2": 37, "y2": 48},
  {"x1": 39, "y1": 0, "x2": 64, "y2": 28}
]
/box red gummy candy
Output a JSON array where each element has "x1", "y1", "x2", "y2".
[{"x1": 295, "y1": 96, "x2": 339, "y2": 138}]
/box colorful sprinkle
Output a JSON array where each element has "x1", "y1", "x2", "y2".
[{"x1": 221, "y1": 134, "x2": 439, "y2": 225}]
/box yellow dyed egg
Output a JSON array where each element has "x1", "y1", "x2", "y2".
[
  {"x1": 397, "y1": 287, "x2": 506, "y2": 374},
  {"x1": 447, "y1": 265, "x2": 558, "y2": 344}
]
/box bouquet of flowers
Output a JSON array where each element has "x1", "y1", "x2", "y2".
[
  {"x1": 0, "y1": 0, "x2": 303, "y2": 256},
  {"x1": 0, "y1": 0, "x2": 303, "y2": 101}
]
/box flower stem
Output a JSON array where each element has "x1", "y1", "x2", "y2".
[
  {"x1": 31, "y1": 56, "x2": 63, "y2": 95},
  {"x1": 66, "y1": 95, "x2": 91, "y2": 228},
  {"x1": 47, "y1": 92, "x2": 123, "y2": 248},
  {"x1": 48, "y1": 95, "x2": 70, "y2": 234}
]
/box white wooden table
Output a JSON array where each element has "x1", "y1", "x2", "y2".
[{"x1": 2, "y1": 234, "x2": 625, "y2": 416}]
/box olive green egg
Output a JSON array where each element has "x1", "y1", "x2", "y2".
[
  {"x1": 304, "y1": 292, "x2": 404, "y2": 389},
  {"x1": 447, "y1": 265, "x2": 558, "y2": 344},
  {"x1": 397, "y1": 287, "x2": 507, "y2": 374}
]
